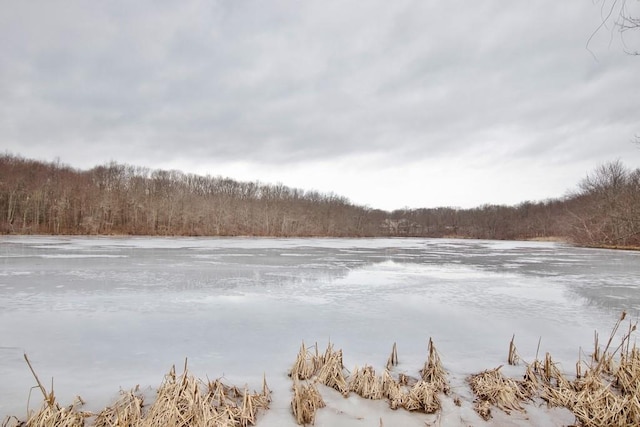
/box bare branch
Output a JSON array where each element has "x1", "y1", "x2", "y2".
[{"x1": 589, "y1": 0, "x2": 640, "y2": 55}]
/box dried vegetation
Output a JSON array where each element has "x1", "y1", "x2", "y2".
[
  {"x1": 3, "y1": 359, "x2": 270, "y2": 427},
  {"x1": 288, "y1": 339, "x2": 449, "y2": 425},
  {"x1": 290, "y1": 381, "x2": 325, "y2": 425},
  {"x1": 467, "y1": 311, "x2": 640, "y2": 426},
  {"x1": 5, "y1": 313, "x2": 640, "y2": 426},
  {"x1": 468, "y1": 367, "x2": 529, "y2": 420}
]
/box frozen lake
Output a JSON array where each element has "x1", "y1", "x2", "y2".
[{"x1": 1, "y1": 236, "x2": 639, "y2": 425}]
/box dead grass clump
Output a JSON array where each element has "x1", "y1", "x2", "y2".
[
  {"x1": 93, "y1": 388, "x2": 144, "y2": 427},
  {"x1": 349, "y1": 366, "x2": 383, "y2": 400},
  {"x1": 615, "y1": 346, "x2": 640, "y2": 395},
  {"x1": 291, "y1": 380, "x2": 326, "y2": 425},
  {"x1": 294, "y1": 340, "x2": 448, "y2": 415},
  {"x1": 288, "y1": 341, "x2": 347, "y2": 424},
  {"x1": 564, "y1": 351, "x2": 640, "y2": 425},
  {"x1": 381, "y1": 370, "x2": 406, "y2": 410},
  {"x1": 24, "y1": 399, "x2": 88, "y2": 427},
  {"x1": 419, "y1": 338, "x2": 448, "y2": 394},
  {"x1": 257, "y1": 375, "x2": 272, "y2": 410},
  {"x1": 403, "y1": 381, "x2": 441, "y2": 414},
  {"x1": 566, "y1": 370, "x2": 640, "y2": 427},
  {"x1": 288, "y1": 342, "x2": 347, "y2": 423},
  {"x1": 541, "y1": 374, "x2": 576, "y2": 409},
  {"x1": 381, "y1": 369, "x2": 442, "y2": 414},
  {"x1": 319, "y1": 343, "x2": 342, "y2": 367},
  {"x1": 543, "y1": 352, "x2": 571, "y2": 389},
  {"x1": 14, "y1": 353, "x2": 271, "y2": 427},
  {"x1": 539, "y1": 312, "x2": 640, "y2": 426},
  {"x1": 316, "y1": 348, "x2": 348, "y2": 396},
  {"x1": 526, "y1": 349, "x2": 572, "y2": 408},
  {"x1": 490, "y1": 320, "x2": 640, "y2": 425},
  {"x1": 468, "y1": 366, "x2": 528, "y2": 419},
  {"x1": 216, "y1": 377, "x2": 270, "y2": 427},
  {"x1": 142, "y1": 362, "x2": 270, "y2": 427},
  {"x1": 521, "y1": 362, "x2": 541, "y2": 398},
  {"x1": 142, "y1": 364, "x2": 219, "y2": 426},
  {"x1": 289, "y1": 343, "x2": 321, "y2": 381}
]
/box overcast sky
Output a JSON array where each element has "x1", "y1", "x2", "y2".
[{"x1": 1, "y1": 1, "x2": 639, "y2": 211}]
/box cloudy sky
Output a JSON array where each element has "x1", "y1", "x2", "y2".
[{"x1": 1, "y1": 1, "x2": 639, "y2": 211}]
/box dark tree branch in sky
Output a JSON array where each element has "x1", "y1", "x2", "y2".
[{"x1": 590, "y1": 0, "x2": 640, "y2": 54}]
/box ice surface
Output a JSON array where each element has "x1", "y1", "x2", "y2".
[{"x1": 1, "y1": 236, "x2": 639, "y2": 425}]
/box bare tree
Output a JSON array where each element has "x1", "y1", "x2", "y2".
[{"x1": 567, "y1": 160, "x2": 640, "y2": 247}]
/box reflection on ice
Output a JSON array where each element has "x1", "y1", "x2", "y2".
[{"x1": 1, "y1": 236, "x2": 639, "y2": 424}]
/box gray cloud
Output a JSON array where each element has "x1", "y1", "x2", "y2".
[{"x1": 1, "y1": 0, "x2": 639, "y2": 208}]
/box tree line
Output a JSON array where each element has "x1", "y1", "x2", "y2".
[{"x1": 1, "y1": 154, "x2": 638, "y2": 248}]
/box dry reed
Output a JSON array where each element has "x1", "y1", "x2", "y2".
[
  {"x1": 315, "y1": 348, "x2": 348, "y2": 397},
  {"x1": 521, "y1": 362, "x2": 541, "y2": 399},
  {"x1": 593, "y1": 331, "x2": 600, "y2": 363},
  {"x1": 23, "y1": 399, "x2": 88, "y2": 427},
  {"x1": 348, "y1": 366, "x2": 383, "y2": 400},
  {"x1": 508, "y1": 334, "x2": 520, "y2": 366},
  {"x1": 287, "y1": 341, "x2": 450, "y2": 419},
  {"x1": 403, "y1": 381, "x2": 441, "y2": 413},
  {"x1": 288, "y1": 342, "x2": 346, "y2": 423},
  {"x1": 467, "y1": 366, "x2": 529, "y2": 419},
  {"x1": 289, "y1": 343, "x2": 320, "y2": 381},
  {"x1": 15, "y1": 314, "x2": 640, "y2": 426},
  {"x1": 381, "y1": 370, "x2": 406, "y2": 410},
  {"x1": 19, "y1": 361, "x2": 270, "y2": 427},
  {"x1": 143, "y1": 363, "x2": 262, "y2": 427},
  {"x1": 385, "y1": 343, "x2": 398, "y2": 370},
  {"x1": 419, "y1": 338, "x2": 448, "y2": 395},
  {"x1": 537, "y1": 312, "x2": 640, "y2": 426},
  {"x1": 93, "y1": 389, "x2": 144, "y2": 427},
  {"x1": 550, "y1": 369, "x2": 640, "y2": 427},
  {"x1": 615, "y1": 345, "x2": 640, "y2": 394},
  {"x1": 143, "y1": 365, "x2": 210, "y2": 426},
  {"x1": 290, "y1": 380, "x2": 325, "y2": 425}
]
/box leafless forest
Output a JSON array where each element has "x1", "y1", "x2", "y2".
[{"x1": 1, "y1": 154, "x2": 638, "y2": 248}]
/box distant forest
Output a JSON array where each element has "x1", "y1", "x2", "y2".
[{"x1": 1, "y1": 154, "x2": 639, "y2": 248}]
